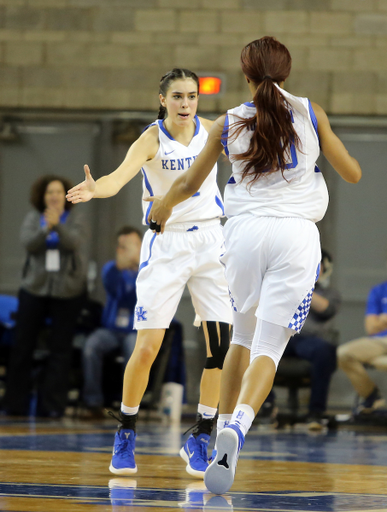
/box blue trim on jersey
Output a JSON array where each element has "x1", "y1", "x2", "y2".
[
  {"x1": 308, "y1": 99, "x2": 320, "y2": 144},
  {"x1": 142, "y1": 168, "x2": 154, "y2": 196},
  {"x1": 158, "y1": 119, "x2": 174, "y2": 141},
  {"x1": 221, "y1": 114, "x2": 230, "y2": 157},
  {"x1": 215, "y1": 195, "x2": 225, "y2": 214},
  {"x1": 227, "y1": 176, "x2": 236, "y2": 184},
  {"x1": 142, "y1": 121, "x2": 157, "y2": 133},
  {"x1": 139, "y1": 233, "x2": 157, "y2": 271},
  {"x1": 193, "y1": 115, "x2": 200, "y2": 137},
  {"x1": 192, "y1": 192, "x2": 200, "y2": 197},
  {"x1": 145, "y1": 201, "x2": 153, "y2": 225},
  {"x1": 142, "y1": 167, "x2": 154, "y2": 226},
  {"x1": 314, "y1": 165, "x2": 321, "y2": 173},
  {"x1": 158, "y1": 115, "x2": 200, "y2": 142},
  {"x1": 244, "y1": 102, "x2": 255, "y2": 107}
]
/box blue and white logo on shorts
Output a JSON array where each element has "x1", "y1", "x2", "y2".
[
  {"x1": 288, "y1": 289, "x2": 314, "y2": 333},
  {"x1": 135, "y1": 307, "x2": 147, "y2": 322}
]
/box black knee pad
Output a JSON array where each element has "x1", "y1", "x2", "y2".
[{"x1": 204, "y1": 321, "x2": 230, "y2": 370}]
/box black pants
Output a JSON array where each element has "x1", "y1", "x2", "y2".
[
  {"x1": 5, "y1": 289, "x2": 83, "y2": 417},
  {"x1": 283, "y1": 334, "x2": 337, "y2": 414}
]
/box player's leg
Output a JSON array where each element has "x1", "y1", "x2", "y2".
[
  {"x1": 110, "y1": 229, "x2": 189, "y2": 475},
  {"x1": 204, "y1": 309, "x2": 253, "y2": 480},
  {"x1": 180, "y1": 320, "x2": 230, "y2": 478},
  {"x1": 205, "y1": 217, "x2": 320, "y2": 494},
  {"x1": 205, "y1": 319, "x2": 292, "y2": 495},
  {"x1": 110, "y1": 328, "x2": 165, "y2": 475},
  {"x1": 182, "y1": 225, "x2": 233, "y2": 478},
  {"x1": 179, "y1": 320, "x2": 230, "y2": 479}
]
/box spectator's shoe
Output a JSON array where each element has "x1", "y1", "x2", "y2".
[
  {"x1": 109, "y1": 478, "x2": 137, "y2": 507},
  {"x1": 204, "y1": 424, "x2": 245, "y2": 495},
  {"x1": 109, "y1": 429, "x2": 137, "y2": 475},
  {"x1": 306, "y1": 413, "x2": 325, "y2": 431},
  {"x1": 355, "y1": 387, "x2": 386, "y2": 415},
  {"x1": 180, "y1": 433, "x2": 210, "y2": 478}
]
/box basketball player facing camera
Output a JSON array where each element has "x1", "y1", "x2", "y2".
[{"x1": 67, "y1": 68, "x2": 233, "y2": 479}]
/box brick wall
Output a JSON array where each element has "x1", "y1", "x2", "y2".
[{"x1": 0, "y1": 0, "x2": 386, "y2": 114}]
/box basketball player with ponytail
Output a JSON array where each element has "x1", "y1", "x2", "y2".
[
  {"x1": 149, "y1": 37, "x2": 362, "y2": 494},
  {"x1": 67, "y1": 68, "x2": 233, "y2": 478}
]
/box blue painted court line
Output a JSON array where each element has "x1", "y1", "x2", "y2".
[{"x1": 0, "y1": 482, "x2": 387, "y2": 511}]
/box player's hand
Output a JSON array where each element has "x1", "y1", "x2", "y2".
[
  {"x1": 66, "y1": 165, "x2": 96, "y2": 203},
  {"x1": 145, "y1": 196, "x2": 172, "y2": 235}
]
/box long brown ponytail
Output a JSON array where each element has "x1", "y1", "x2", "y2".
[{"x1": 232, "y1": 36, "x2": 300, "y2": 184}]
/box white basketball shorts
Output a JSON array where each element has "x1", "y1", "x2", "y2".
[
  {"x1": 134, "y1": 219, "x2": 233, "y2": 330},
  {"x1": 220, "y1": 214, "x2": 321, "y2": 333}
]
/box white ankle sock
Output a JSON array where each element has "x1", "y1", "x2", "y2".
[
  {"x1": 217, "y1": 414, "x2": 232, "y2": 437},
  {"x1": 121, "y1": 403, "x2": 139, "y2": 415},
  {"x1": 198, "y1": 404, "x2": 217, "y2": 419},
  {"x1": 230, "y1": 404, "x2": 255, "y2": 437}
]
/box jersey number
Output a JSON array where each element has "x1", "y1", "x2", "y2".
[
  {"x1": 285, "y1": 141, "x2": 298, "y2": 170},
  {"x1": 284, "y1": 111, "x2": 298, "y2": 170}
]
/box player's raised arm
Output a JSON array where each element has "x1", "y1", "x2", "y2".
[
  {"x1": 313, "y1": 102, "x2": 362, "y2": 184},
  {"x1": 66, "y1": 126, "x2": 159, "y2": 204},
  {"x1": 148, "y1": 115, "x2": 225, "y2": 231}
]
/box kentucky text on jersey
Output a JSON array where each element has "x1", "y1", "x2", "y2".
[
  {"x1": 140, "y1": 115, "x2": 224, "y2": 226},
  {"x1": 161, "y1": 155, "x2": 198, "y2": 170}
]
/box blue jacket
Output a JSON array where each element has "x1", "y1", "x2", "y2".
[
  {"x1": 101, "y1": 261, "x2": 138, "y2": 333},
  {"x1": 366, "y1": 281, "x2": 387, "y2": 337}
]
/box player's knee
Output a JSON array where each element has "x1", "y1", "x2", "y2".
[
  {"x1": 204, "y1": 321, "x2": 230, "y2": 370},
  {"x1": 133, "y1": 344, "x2": 158, "y2": 367},
  {"x1": 250, "y1": 351, "x2": 280, "y2": 370}
]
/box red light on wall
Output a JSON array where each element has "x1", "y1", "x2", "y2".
[{"x1": 199, "y1": 76, "x2": 222, "y2": 95}]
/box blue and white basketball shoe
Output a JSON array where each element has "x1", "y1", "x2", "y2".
[
  {"x1": 109, "y1": 429, "x2": 137, "y2": 475},
  {"x1": 204, "y1": 424, "x2": 245, "y2": 495},
  {"x1": 180, "y1": 433, "x2": 210, "y2": 478}
]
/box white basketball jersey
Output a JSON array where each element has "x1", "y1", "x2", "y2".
[
  {"x1": 222, "y1": 86, "x2": 329, "y2": 223},
  {"x1": 140, "y1": 116, "x2": 224, "y2": 226}
]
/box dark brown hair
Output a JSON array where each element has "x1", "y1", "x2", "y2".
[
  {"x1": 158, "y1": 68, "x2": 200, "y2": 120},
  {"x1": 116, "y1": 225, "x2": 143, "y2": 240},
  {"x1": 30, "y1": 175, "x2": 74, "y2": 213},
  {"x1": 231, "y1": 36, "x2": 300, "y2": 184}
]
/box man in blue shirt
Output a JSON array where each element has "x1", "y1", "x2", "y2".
[
  {"x1": 338, "y1": 279, "x2": 387, "y2": 415},
  {"x1": 82, "y1": 226, "x2": 142, "y2": 418}
]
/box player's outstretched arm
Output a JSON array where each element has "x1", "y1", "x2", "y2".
[
  {"x1": 66, "y1": 126, "x2": 159, "y2": 203},
  {"x1": 313, "y1": 102, "x2": 362, "y2": 184},
  {"x1": 147, "y1": 115, "x2": 225, "y2": 233}
]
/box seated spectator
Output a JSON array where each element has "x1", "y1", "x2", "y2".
[
  {"x1": 265, "y1": 249, "x2": 341, "y2": 430},
  {"x1": 5, "y1": 175, "x2": 89, "y2": 418},
  {"x1": 337, "y1": 276, "x2": 387, "y2": 417},
  {"x1": 82, "y1": 226, "x2": 142, "y2": 419}
]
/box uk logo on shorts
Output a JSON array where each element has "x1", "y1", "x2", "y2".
[
  {"x1": 135, "y1": 306, "x2": 147, "y2": 322},
  {"x1": 288, "y1": 289, "x2": 314, "y2": 333}
]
